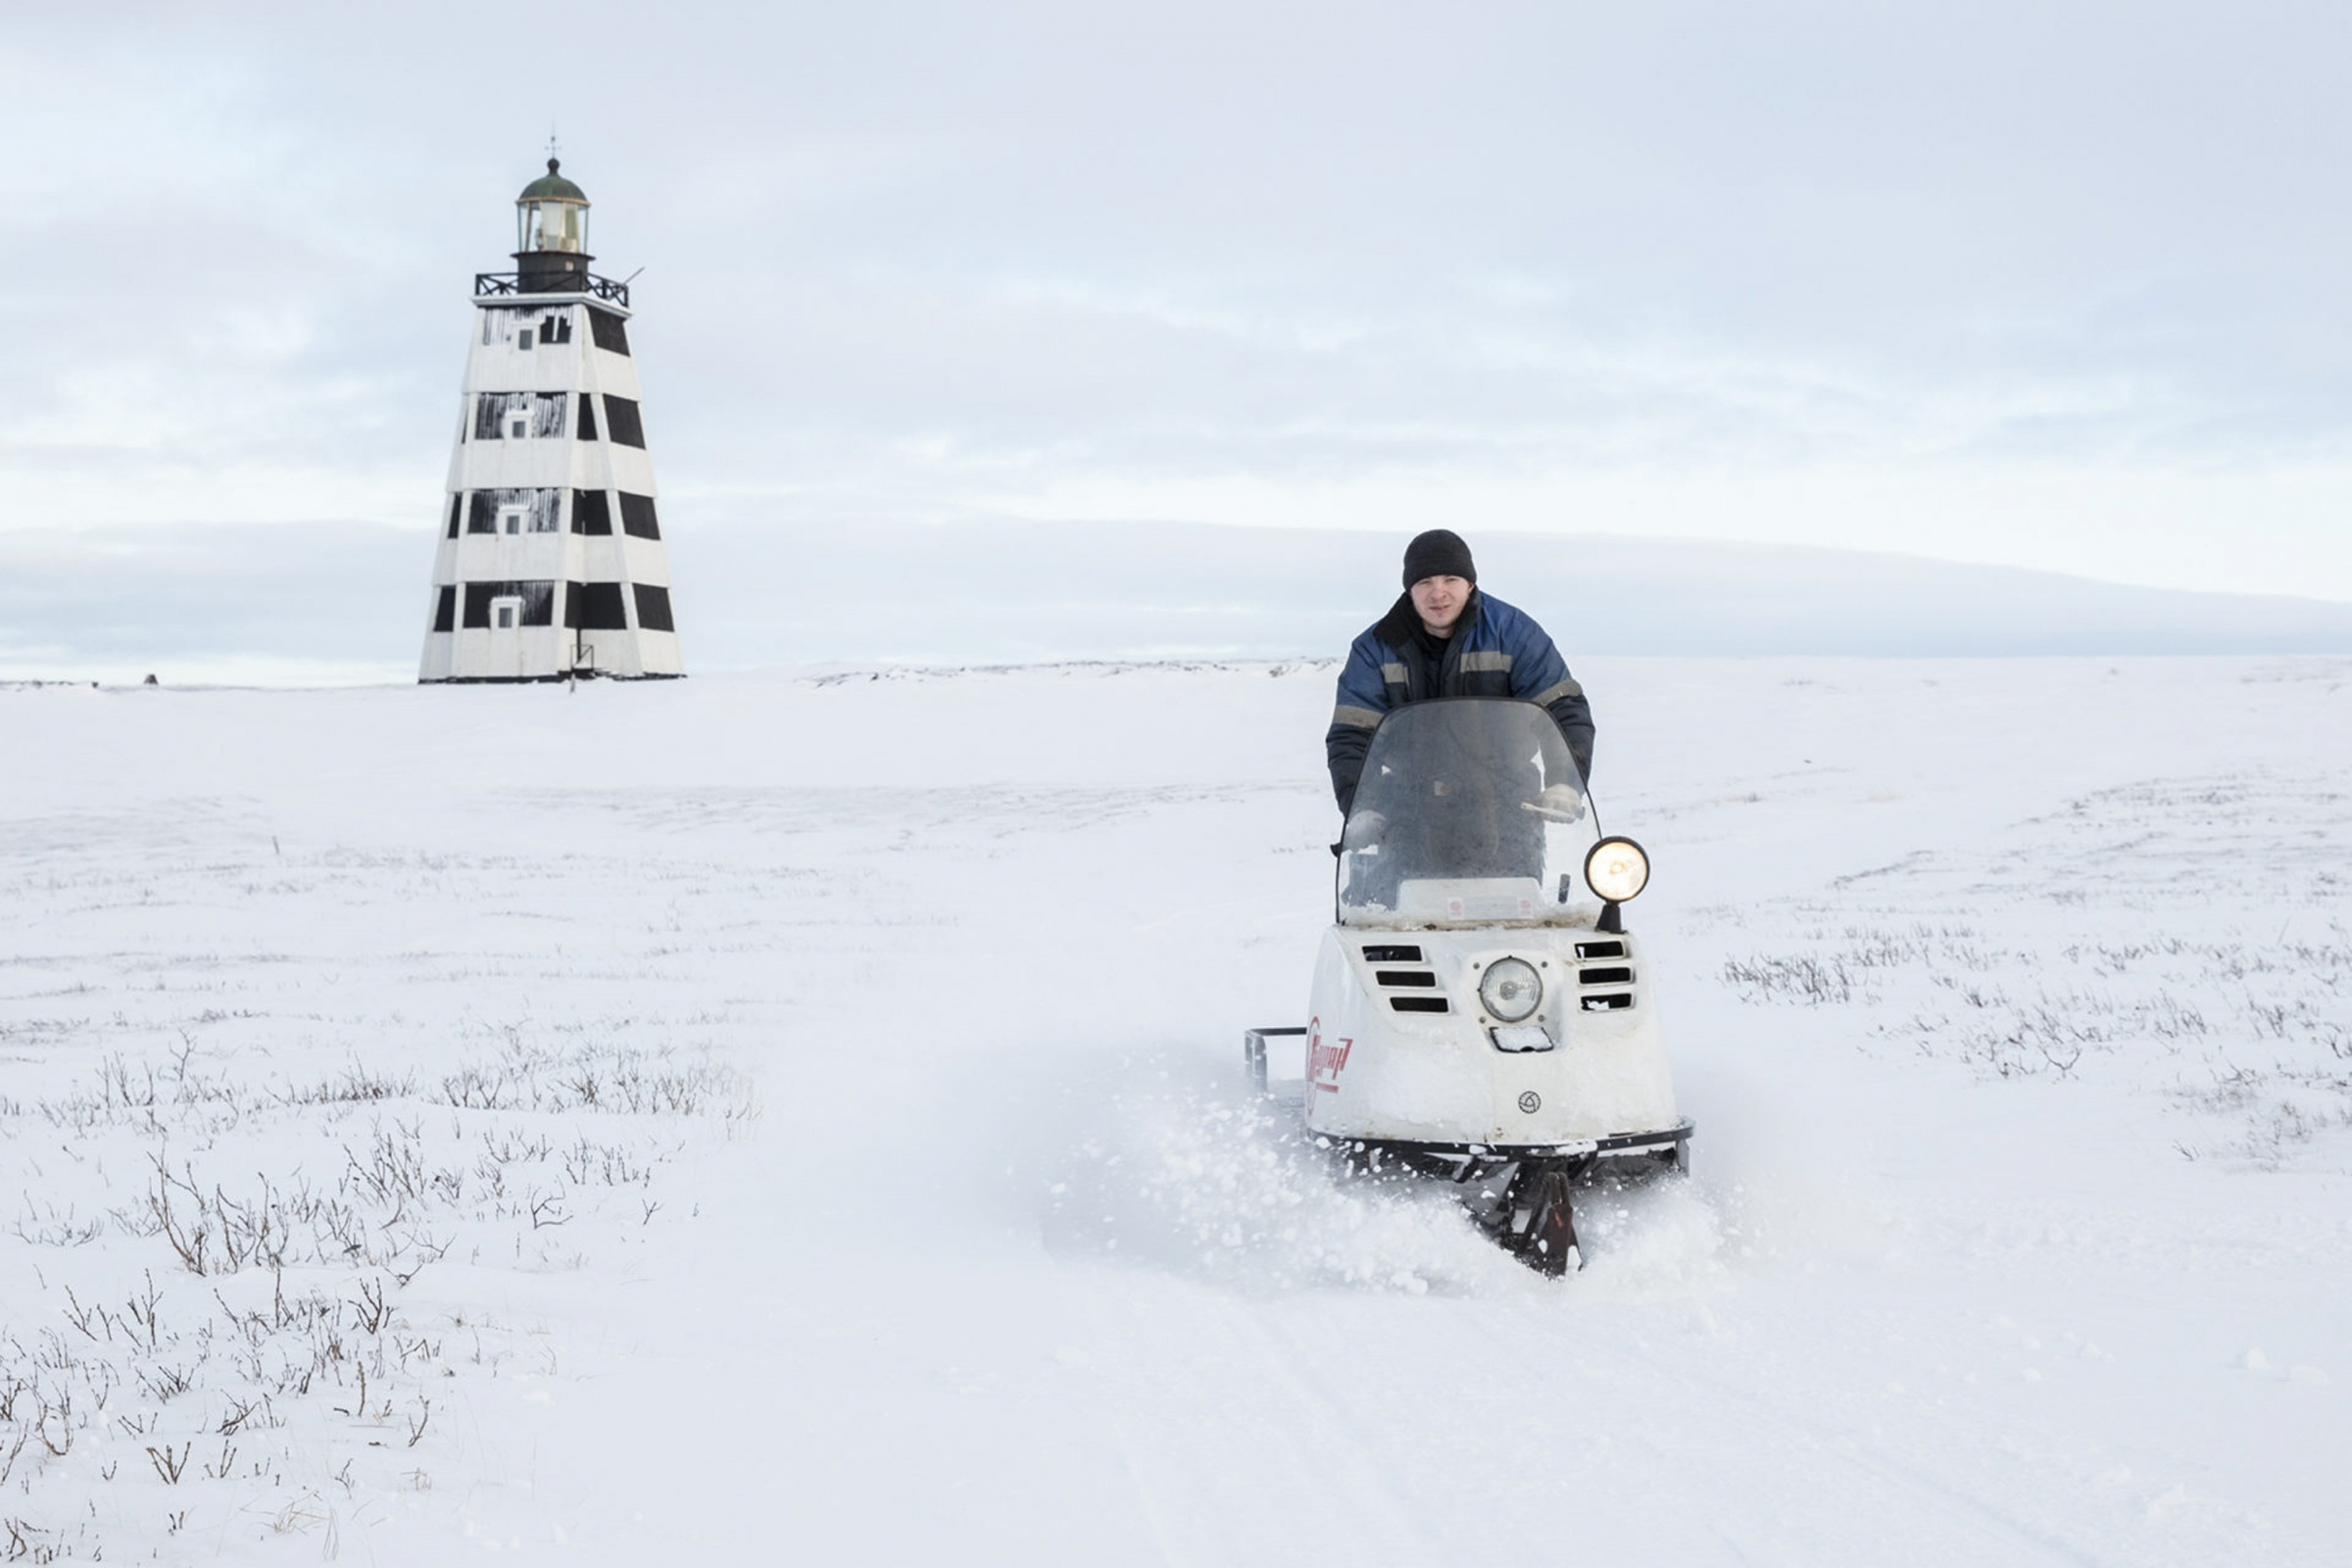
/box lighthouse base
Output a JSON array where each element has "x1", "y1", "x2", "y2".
[{"x1": 417, "y1": 671, "x2": 686, "y2": 686}]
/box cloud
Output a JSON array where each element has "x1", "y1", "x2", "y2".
[{"x1": 2, "y1": 0, "x2": 2348, "y2": 615}]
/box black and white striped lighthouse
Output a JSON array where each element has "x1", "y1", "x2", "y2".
[{"x1": 418, "y1": 159, "x2": 684, "y2": 682}]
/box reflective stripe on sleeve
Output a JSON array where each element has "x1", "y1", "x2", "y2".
[
  {"x1": 1531, "y1": 677, "x2": 1585, "y2": 705},
  {"x1": 1331, "y1": 705, "x2": 1384, "y2": 729},
  {"x1": 1460, "y1": 651, "x2": 1513, "y2": 672},
  {"x1": 1379, "y1": 662, "x2": 1407, "y2": 684}
]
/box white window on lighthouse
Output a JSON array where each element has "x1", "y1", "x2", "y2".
[
  {"x1": 498, "y1": 505, "x2": 527, "y2": 536},
  {"x1": 505, "y1": 406, "x2": 530, "y2": 440},
  {"x1": 487, "y1": 593, "x2": 526, "y2": 677}
]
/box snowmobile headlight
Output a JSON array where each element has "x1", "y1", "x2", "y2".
[
  {"x1": 1585, "y1": 837, "x2": 1650, "y2": 904},
  {"x1": 1479, "y1": 957, "x2": 1543, "y2": 1023}
]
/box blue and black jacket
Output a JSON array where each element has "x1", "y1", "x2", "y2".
[{"x1": 1323, "y1": 590, "x2": 1595, "y2": 814}]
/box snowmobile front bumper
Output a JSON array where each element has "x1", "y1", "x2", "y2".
[
  {"x1": 1329, "y1": 1119, "x2": 1695, "y2": 1182},
  {"x1": 1243, "y1": 1026, "x2": 1307, "y2": 1094}
]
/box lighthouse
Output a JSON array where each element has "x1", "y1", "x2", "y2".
[{"x1": 417, "y1": 160, "x2": 684, "y2": 682}]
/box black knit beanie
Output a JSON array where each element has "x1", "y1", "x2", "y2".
[{"x1": 1401, "y1": 529, "x2": 1476, "y2": 588}]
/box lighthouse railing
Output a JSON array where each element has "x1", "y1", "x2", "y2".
[{"x1": 473, "y1": 271, "x2": 632, "y2": 308}]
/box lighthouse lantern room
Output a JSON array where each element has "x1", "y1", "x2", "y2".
[{"x1": 417, "y1": 159, "x2": 684, "y2": 683}]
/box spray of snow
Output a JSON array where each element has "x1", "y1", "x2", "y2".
[{"x1": 1039, "y1": 1051, "x2": 1726, "y2": 1299}]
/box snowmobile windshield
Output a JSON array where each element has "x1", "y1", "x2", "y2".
[{"x1": 1338, "y1": 699, "x2": 1592, "y2": 929}]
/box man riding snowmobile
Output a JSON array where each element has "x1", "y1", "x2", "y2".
[
  {"x1": 1266, "y1": 533, "x2": 1675, "y2": 1275},
  {"x1": 1324, "y1": 529, "x2": 1597, "y2": 836}
]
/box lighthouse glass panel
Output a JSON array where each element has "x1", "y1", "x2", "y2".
[{"x1": 519, "y1": 199, "x2": 587, "y2": 255}]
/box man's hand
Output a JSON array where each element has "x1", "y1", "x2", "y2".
[{"x1": 1522, "y1": 784, "x2": 1587, "y2": 823}]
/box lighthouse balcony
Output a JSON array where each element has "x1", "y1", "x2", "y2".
[{"x1": 475, "y1": 270, "x2": 632, "y2": 308}]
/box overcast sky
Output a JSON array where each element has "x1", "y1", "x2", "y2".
[{"x1": 4, "y1": 0, "x2": 2348, "y2": 651}]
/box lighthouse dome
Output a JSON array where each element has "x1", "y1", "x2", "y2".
[
  {"x1": 518, "y1": 159, "x2": 587, "y2": 203},
  {"x1": 515, "y1": 159, "x2": 590, "y2": 256}
]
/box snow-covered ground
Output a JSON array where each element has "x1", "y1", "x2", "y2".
[{"x1": 2, "y1": 657, "x2": 2347, "y2": 1563}]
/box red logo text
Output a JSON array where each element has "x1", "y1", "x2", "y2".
[{"x1": 1306, "y1": 1018, "x2": 1353, "y2": 1094}]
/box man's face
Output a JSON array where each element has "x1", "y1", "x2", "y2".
[{"x1": 1410, "y1": 574, "x2": 1471, "y2": 635}]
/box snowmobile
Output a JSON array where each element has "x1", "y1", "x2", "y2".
[{"x1": 1246, "y1": 697, "x2": 1691, "y2": 1275}]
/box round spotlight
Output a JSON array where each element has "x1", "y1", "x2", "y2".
[{"x1": 1585, "y1": 837, "x2": 1650, "y2": 904}]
